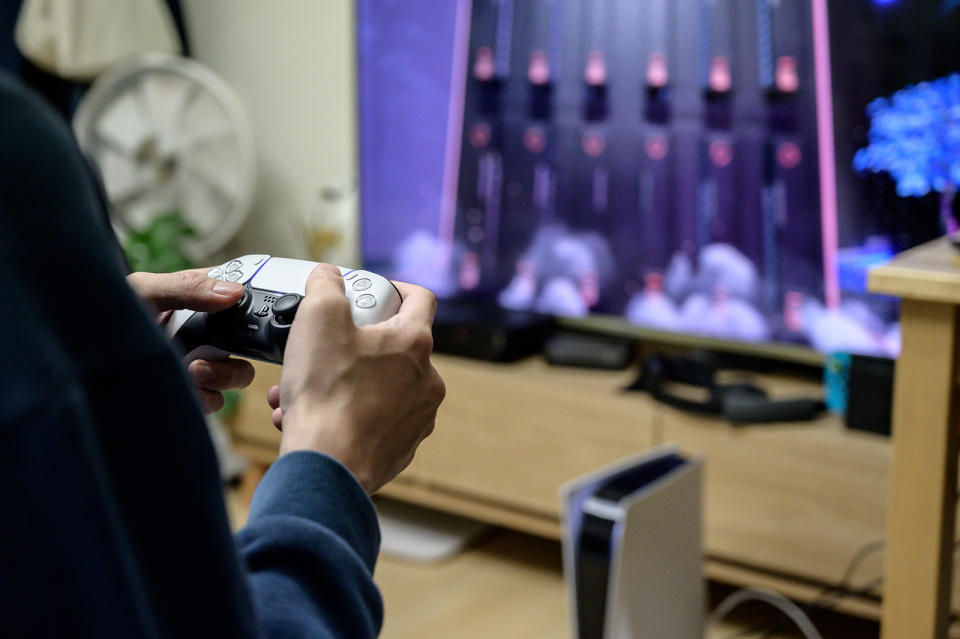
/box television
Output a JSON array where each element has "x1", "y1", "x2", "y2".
[{"x1": 357, "y1": 0, "x2": 960, "y2": 363}]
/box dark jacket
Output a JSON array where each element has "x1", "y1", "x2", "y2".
[{"x1": 0, "y1": 73, "x2": 382, "y2": 639}]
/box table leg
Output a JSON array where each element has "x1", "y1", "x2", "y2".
[{"x1": 881, "y1": 299, "x2": 960, "y2": 639}]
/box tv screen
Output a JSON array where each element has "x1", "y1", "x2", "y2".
[{"x1": 357, "y1": 0, "x2": 960, "y2": 359}]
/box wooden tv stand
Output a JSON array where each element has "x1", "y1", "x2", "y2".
[{"x1": 226, "y1": 352, "x2": 959, "y2": 623}]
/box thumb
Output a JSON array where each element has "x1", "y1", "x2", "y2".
[
  {"x1": 128, "y1": 268, "x2": 245, "y2": 313},
  {"x1": 304, "y1": 263, "x2": 346, "y2": 299},
  {"x1": 280, "y1": 264, "x2": 354, "y2": 408},
  {"x1": 293, "y1": 264, "x2": 352, "y2": 332}
]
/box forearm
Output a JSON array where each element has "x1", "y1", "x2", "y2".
[{"x1": 236, "y1": 451, "x2": 383, "y2": 639}]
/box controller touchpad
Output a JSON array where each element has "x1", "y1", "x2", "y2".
[{"x1": 250, "y1": 258, "x2": 319, "y2": 295}]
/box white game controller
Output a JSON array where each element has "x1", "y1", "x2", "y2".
[{"x1": 167, "y1": 255, "x2": 402, "y2": 363}]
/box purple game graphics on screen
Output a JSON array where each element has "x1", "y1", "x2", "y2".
[{"x1": 358, "y1": 0, "x2": 960, "y2": 358}]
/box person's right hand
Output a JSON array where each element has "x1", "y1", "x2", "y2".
[{"x1": 266, "y1": 264, "x2": 446, "y2": 494}]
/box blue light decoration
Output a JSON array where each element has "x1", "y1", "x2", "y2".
[
  {"x1": 837, "y1": 237, "x2": 894, "y2": 294},
  {"x1": 853, "y1": 73, "x2": 960, "y2": 233}
]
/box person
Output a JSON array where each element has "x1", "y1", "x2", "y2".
[{"x1": 0, "y1": 71, "x2": 444, "y2": 638}]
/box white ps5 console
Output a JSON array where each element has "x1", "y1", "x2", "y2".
[{"x1": 561, "y1": 446, "x2": 705, "y2": 639}]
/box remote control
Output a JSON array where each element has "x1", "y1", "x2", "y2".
[{"x1": 167, "y1": 255, "x2": 402, "y2": 363}]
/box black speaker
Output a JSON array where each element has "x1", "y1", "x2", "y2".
[
  {"x1": 845, "y1": 354, "x2": 895, "y2": 437},
  {"x1": 431, "y1": 299, "x2": 555, "y2": 362}
]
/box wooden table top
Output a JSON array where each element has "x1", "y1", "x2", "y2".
[{"x1": 869, "y1": 237, "x2": 960, "y2": 304}]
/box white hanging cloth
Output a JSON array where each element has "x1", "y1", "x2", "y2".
[{"x1": 14, "y1": 0, "x2": 183, "y2": 81}]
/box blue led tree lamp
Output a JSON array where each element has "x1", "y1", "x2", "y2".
[{"x1": 854, "y1": 73, "x2": 960, "y2": 234}]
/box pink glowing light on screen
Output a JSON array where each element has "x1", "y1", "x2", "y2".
[
  {"x1": 709, "y1": 56, "x2": 732, "y2": 94},
  {"x1": 776, "y1": 56, "x2": 799, "y2": 94},
  {"x1": 438, "y1": 0, "x2": 472, "y2": 265},
  {"x1": 709, "y1": 139, "x2": 734, "y2": 168},
  {"x1": 528, "y1": 50, "x2": 550, "y2": 86},
  {"x1": 584, "y1": 51, "x2": 607, "y2": 87},
  {"x1": 647, "y1": 52, "x2": 669, "y2": 89},
  {"x1": 812, "y1": 0, "x2": 840, "y2": 309},
  {"x1": 523, "y1": 126, "x2": 547, "y2": 154},
  {"x1": 644, "y1": 272, "x2": 664, "y2": 294},
  {"x1": 582, "y1": 132, "x2": 606, "y2": 158},
  {"x1": 784, "y1": 291, "x2": 805, "y2": 333},
  {"x1": 777, "y1": 142, "x2": 802, "y2": 170},
  {"x1": 473, "y1": 46, "x2": 495, "y2": 82},
  {"x1": 645, "y1": 135, "x2": 669, "y2": 160},
  {"x1": 469, "y1": 122, "x2": 491, "y2": 149},
  {"x1": 459, "y1": 252, "x2": 480, "y2": 290}
]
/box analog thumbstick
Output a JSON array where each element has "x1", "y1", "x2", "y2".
[
  {"x1": 272, "y1": 293, "x2": 302, "y2": 325},
  {"x1": 215, "y1": 287, "x2": 252, "y2": 321}
]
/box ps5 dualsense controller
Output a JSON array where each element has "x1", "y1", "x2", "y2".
[{"x1": 167, "y1": 255, "x2": 402, "y2": 363}]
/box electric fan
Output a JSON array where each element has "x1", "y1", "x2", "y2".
[{"x1": 73, "y1": 53, "x2": 255, "y2": 260}]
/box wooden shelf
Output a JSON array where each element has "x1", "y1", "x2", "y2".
[
  {"x1": 869, "y1": 237, "x2": 960, "y2": 305},
  {"x1": 227, "y1": 353, "x2": 960, "y2": 620}
]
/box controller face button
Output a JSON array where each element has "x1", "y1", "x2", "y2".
[
  {"x1": 352, "y1": 277, "x2": 372, "y2": 291},
  {"x1": 272, "y1": 293, "x2": 302, "y2": 325},
  {"x1": 208, "y1": 267, "x2": 224, "y2": 279},
  {"x1": 254, "y1": 304, "x2": 270, "y2": 318},
  {"x1": 225, "y1": 260, "x2": 243, "y2": 272},
  {"x1": 225, "y1": 271, "x2": 242, "y2": 282},
  {"x1": 355, "y1": 294, "x2": 377, "y2": 309}
]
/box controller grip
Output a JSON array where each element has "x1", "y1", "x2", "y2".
[
  {"x1": 166, "y1": 310, "x2": 231, "y2": 363},
  {"x1": 182, "y1": 345, "x2": 232, "y2": 364}
]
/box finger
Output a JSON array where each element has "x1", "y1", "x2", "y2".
[
  {"x1": 390, "y1": 281, "x2": 438, "y2": 325},
  {"x1": 197, "y1": 388, "x2": 225, "y2": 414},
  {"x1": 128, "y1": 269, "x2": 244, "y2": 313},
  {"x1": 296, "y1": 264, "x2": 352, "y2": 328},
  {"x1": 272, "y1": 407, "x2": 283, "y2": 431},
  {"x1": 188, "y1": 358, "x2": 256, "y2": 391},
  {"x1": 266, "y1": 384, "x2": 281, "y2": 410},
  {"x1": 303, "y1": 263, "x2": 346, "y2": 299}
]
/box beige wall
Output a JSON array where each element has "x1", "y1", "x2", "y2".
[{"x1": 182, "y1": 0, "x2": 357, "y2": 262}]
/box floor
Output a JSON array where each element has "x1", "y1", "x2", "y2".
[{"x1": 226, "y1": 489, "x2": 879, "y2": 638}]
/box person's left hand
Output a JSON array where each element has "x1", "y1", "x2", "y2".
[{"x1": 127, "y1": 268, "x2": 256, "y2": 413}]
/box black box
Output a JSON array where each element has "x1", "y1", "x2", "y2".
[
  {"x1": 845, "y1": 354, "x2": 895, "y2": 437},
  {"x1": 432, "y1": 299, "x2": 555, "y2": 362}
]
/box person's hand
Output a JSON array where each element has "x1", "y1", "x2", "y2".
[
  {"x1": 127, "y1": 268, "x2": 256, "y2": 413},
  {"x1": 265, "y1": 264, "x2": 445, "y2": 494}
]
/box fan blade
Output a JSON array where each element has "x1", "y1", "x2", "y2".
[
  {"x1": 91, "y1": 129, "x2": 136, "y2": 161},
  {"x1": 112, "y1": 181, "x2": 152, "y2": 210},
  {"x1": 173, "y1": 81, "x2": 202, "y2": 131},
  {"x1": 186, "y1": 129, "x2": 234, "y2": 151},
  {"x1": 131, "y1": 75, "x2": 155, "y2": 135}
]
